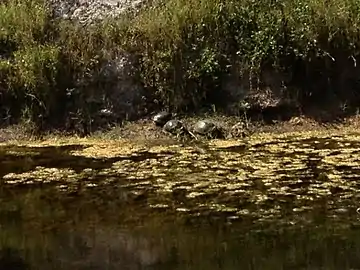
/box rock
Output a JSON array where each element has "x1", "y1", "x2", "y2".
[
  {"x1": 47, "y1": 0, "x2": 148, "y2": 25},
  {"x1": 45, "y1": 0, "x2": 150, "y2": 122},
  {"x1": 153, "y1": 112, "x2": 172, "y2": 127},
  {"x1": 103, "y1": 53, "x2": 147, "y2": 121},
  {"x1": 99, "y1": 108, "x2": 113, "y2": 117}
]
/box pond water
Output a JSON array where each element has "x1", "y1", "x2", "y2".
[{"x1": 1, "y1": 132, "x2": 360, "y2": 269}]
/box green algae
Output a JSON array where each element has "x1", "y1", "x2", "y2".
[{"x1": 2, "y1": 130, "x2": 360, "y2": 224}]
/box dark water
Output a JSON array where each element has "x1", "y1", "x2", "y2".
[{"x1": 2, "y1": 136, "x2": 360, "y2": 269}]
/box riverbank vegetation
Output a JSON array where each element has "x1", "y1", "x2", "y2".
[{"x1": 1, "y1": 0, "x2": 360, "y2": 134}]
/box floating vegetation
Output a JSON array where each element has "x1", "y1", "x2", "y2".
[
  {"x1": 3, "y1": 167, "x2": 78, "y2": 184},
  {"x1": 2, "y1": 129, "x2": 360, "y2": 224}
]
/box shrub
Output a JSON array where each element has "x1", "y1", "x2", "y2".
[{"x1": 2, "y1": 0, "x2": 360, "y2": 132}]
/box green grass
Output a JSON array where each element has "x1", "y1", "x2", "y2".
[{"x1": 1, "y1": 0, "x2": 360, "y2": 132}]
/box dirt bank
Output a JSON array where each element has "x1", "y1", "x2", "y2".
[{"x1": 1, "y1": 114, "x2": 359, "y2": 145}]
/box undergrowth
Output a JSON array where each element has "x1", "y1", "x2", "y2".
[{"x1": 1, "y1": 0, "x2": 360, "y2": 133}]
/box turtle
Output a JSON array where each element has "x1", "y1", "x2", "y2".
[
  {"x1": 153, "y1": 111, "x2": 172, "y2": 127},
  {"x1": 163, "y1": 120, "x2": 185, "y2": 135},
  {"x1": 193, "y1": 120, "x2": 223, "y2": 138}
]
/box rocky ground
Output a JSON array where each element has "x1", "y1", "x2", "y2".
[{"x1": 47, "y1": 0, "x2": 148, "y2": 24}]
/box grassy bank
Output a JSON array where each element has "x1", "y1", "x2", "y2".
[{"x1": 1, "y1": 0, "x2": 360, "y2": 134}]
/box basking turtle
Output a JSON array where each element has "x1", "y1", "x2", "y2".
[
  {"x1": 193, "y1": 120, "x2": 223, "y2": 138},
  {"x1": 194, "y1": 120, "x2": 216, "y2": 135},
  {"x1": 163, "y1": 120, "x2": 185, "y2": 135},
  {"x1": 153, "y1": 111, "x2": 172, "y2": 127}
]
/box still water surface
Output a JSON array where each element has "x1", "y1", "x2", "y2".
[{"x1": 1, "y1": 132, "x2": 360, "y2": 269}]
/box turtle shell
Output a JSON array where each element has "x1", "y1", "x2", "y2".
[
  {"x1": 194, "y1": 120, "x2": 216, "y2": 135},
  {"x1": 163, "y1": 120, "x2": 184, "y2": 133},
  {"x1": 153, "y1": 111, "x2": 172, "y2": 127}
]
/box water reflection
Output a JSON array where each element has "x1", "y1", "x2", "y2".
[{"x1": 0, "y1": 185, "x2": 360, "y2": 269}]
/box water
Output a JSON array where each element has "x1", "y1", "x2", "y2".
[{"x1": 1, "y1": 132, "x2": 360, "y2": 269}]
